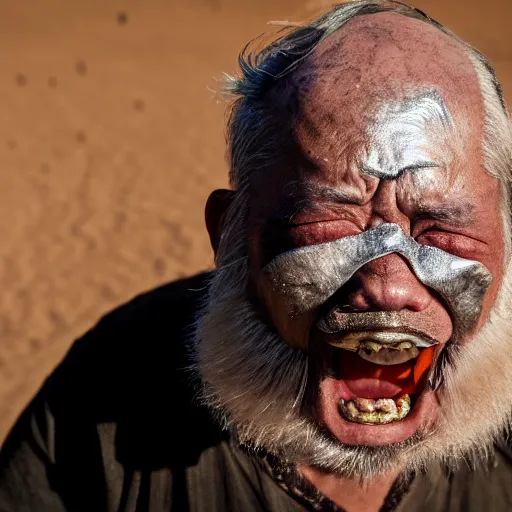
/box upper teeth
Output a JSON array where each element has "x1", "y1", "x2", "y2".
[
  {"x1": 360, "y1": 340, "x2": 413, "y2": 353},
  {"x1": 327, "y1": 333, "x2": 426, "y2": 365},
  {"x1": 327, "y1": 331, "x2": 436, "y2": 351},
  {"x1": 358, "y1": 345, "x2": 419, "y2": 365}
]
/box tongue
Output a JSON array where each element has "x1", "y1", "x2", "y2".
[
  {"x1": 340, "y1": 347, "x2": 435, "y2": 399},
  {"x1": 344, "y1": 376, "x2": 405, "y2": 398}
]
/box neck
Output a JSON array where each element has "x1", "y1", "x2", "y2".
[{"x1": 298, "y1": 464, "x2": 402, "y2": 512}]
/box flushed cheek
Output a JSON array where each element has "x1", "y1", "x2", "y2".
[
  {"x1": 247, "y1": 237, "x2": 312, "y2": 347},
  {"x1": 471, "y1": 261, "x2": 505, "y2": 338},
  {"x1": 258, "y1": 277, "x2": 315, "y2": 349},
  {"x1": 471, "y1": 225, "x2": 506, "y2": 334}
]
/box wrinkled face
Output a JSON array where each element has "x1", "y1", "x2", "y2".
[
  {"x1": 197, "y1": 12, "x2": 510, "y2": 477},
  {"x1": 248, "y1": 14, "x2": 504, "y2": 446}
]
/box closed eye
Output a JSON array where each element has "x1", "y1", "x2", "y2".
[{"x1": 415, "y1": 229, "x2": 486, "y2": 260}]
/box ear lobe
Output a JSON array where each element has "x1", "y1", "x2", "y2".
[{"x1": 205, "y1": 189, "x2": 235, "y2": 255}]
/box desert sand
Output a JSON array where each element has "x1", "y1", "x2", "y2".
[{"x1": 0, "y1": 0, "x2": 511, "y2": 442}]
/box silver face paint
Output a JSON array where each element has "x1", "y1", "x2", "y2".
[
  {"x1": 359, "y1": 92, "x2": 452, "y2": 179},
  {"x1": 262, "y1": 223, "x2": 492, "y2": 336}
]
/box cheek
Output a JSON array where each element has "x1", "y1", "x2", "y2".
[
  {"x1": 257, "y1": 272, "x2": 316, "y2": 350},
  {"x1": 483, "y1": 211, "x2": 507, "y2": 299},
  {"x1": 473, "y1": 243, "x2": 506, "y2": 336},
  {"x1": 481, "y1": 253, "x2": 506, "y2": 320}
]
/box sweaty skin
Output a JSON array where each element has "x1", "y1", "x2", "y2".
[{"x1": 243, "y1": 12, "x2": 505, "y2": 511}]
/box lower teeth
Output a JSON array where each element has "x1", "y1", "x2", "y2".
[{"x1": 339, "y1": 395, "x2": 411, "y2": 424}]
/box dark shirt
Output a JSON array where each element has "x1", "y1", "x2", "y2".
[{"x1": 1, "y1": 272, "x2": 512, "y2": 511}]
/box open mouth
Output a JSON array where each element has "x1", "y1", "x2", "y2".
[{"x1": 325, "y1": 331, "x2": 437, "y2": 425}]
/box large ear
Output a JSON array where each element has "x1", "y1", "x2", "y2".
[{"x1": 205, "y1": 189, "x2": 235, "y2": 255}]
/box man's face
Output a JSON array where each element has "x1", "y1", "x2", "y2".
[{"x1": 247, "y1": 13, "x2": 505, "y2": 447}]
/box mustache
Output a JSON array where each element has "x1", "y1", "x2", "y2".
[{"x1": 317, "y1": 309, "x2": 441, "y2": 347}]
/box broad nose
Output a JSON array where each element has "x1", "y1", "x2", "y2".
[{"x1": 347, "y1": 253, "x2": 432, "y2": 312}]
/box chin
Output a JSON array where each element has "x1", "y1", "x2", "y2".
[{"x1": 318, "y1": 379, "x2": 438, "y2": 446}]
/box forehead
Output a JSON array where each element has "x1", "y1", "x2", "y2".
[{"x1": 266, "y1": 12, "x2": 486, "y2": 188}]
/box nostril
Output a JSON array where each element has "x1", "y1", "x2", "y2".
[
  {"x1": 348, "y1": 290, "x2": 372, "y2": 311},
  {"x1": 336, "y1": 302, "x2": 365, "y2": 313}
]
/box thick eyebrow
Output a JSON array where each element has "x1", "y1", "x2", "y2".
[
  {"x1": 413, "y1": 202, "x2": 475, "y2": 227},
  {"x1": 266, "y1": 183, "x2": 360, "y2": 224},
  {"x1": 298, "y1": 183, "x2": 360, "y2": 203}
]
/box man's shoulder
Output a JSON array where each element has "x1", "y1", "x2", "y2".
[
  {"x1": 0, "y1": 272, "x2": 230, "y2": 511},
  {"x1": 93, "y1": 270, "x2": 210, "y2": 339},
  {"x1": 63, "y1": 271, "x2": 210, "y2": 374},
  {"x1": 45, "y1": 271, "x2": 221, "y2": 465}
]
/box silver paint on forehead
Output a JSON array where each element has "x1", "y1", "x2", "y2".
[
  {"x1": 359, "y1": 91, "x2": 452, "y2": 179},
  {"x1": 262, "y1": 223, "x2": 492, "y2": 335}
]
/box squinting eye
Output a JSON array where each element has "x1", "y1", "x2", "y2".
[
  {"x1": 287, "y1": 220, "x2": 361, "y2": 247},
  {"x1": 415, "y1": 230, "x2": 476, "y2": 259}
]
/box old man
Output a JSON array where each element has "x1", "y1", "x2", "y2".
[{"x1": 1, "y1": 1, "x2": 512, "y2": 511}]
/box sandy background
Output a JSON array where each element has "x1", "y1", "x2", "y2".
[{"x1": 0, "y1": 0, "x2": 510, "y2": 442}]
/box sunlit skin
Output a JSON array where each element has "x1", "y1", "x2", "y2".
[{"x1": 206, "y1": 12, "x2": 506, "y2": 512}]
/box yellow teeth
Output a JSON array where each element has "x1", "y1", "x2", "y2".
[
  {"x1": 360, "y1": 341, "x2": 383, "y2": 353},
  {"x1": 358, "y1": 345, "x2": 419, "y2": 365},
  {"x1": 338, "y1": 395, "x2": 411, "y2": 424},
  {"x1": 327, "y1": 331, "x2": 436, "y2": 351},
  {"x1": 328, "y1": 336, "x2": 420, "y2": 365}
]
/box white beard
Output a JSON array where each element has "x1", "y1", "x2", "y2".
[{"x1": 193, "y1": 198, "x2": 512, "y2": 479}]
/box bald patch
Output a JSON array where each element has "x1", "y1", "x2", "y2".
[
  {"x1": 305, "y1": 12, "x2": 480, "y2": 99},
  {"x1": 273, "y1": 12, "x2": 484, "y2": 131}
]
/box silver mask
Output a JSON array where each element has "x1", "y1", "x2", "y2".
[{"x1": 262, "y1": 223, "x2": 492, "y2": 337}]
